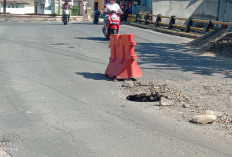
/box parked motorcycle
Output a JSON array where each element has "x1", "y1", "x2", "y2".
[
  {"x1": 102, "y1": 11, "x2": 120, "y2": 39},
  {"x1": 62, "y1": 9, "x2": 70, "y2": 25},
  {"x1": 93, "y1": 10, "x2": 100, "y2": 24}
]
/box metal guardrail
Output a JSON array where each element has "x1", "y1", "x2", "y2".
[{"x1": 128, "y1": 13, "x2": 232, "y2": 38}]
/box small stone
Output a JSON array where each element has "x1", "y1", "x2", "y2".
[
  {"x1": 166, "y1": 95, "x2": 171, "y2": 99},
  {"x1": 182, "y1": 103, "x2": 190, "y2": 108},
  {"x1": 140, "y1": 82, "x2": 149, "y2": 86},
  {"x1": 184, "y1": 96, "x2": 190, "y2": 101},
  {"x1": 148, "y1": 81, "x2": 154, "y2": 86},
  {"x1": 182, "y1": 115, "x2": 187, "y2": 118},
  {"x1": 0, "y1": 150, "x2": 11, "y2": 157},
  {"x1": 122, "y1": 81, "x2": 134, "y2": 87},
  {"x1": 191, "y1": 115, "x2": 217, "y2": 124},
  {"x1": 159, "y1": 97, "x2": 174, "y2": 106},
  {"x1": 205, "y1": 110, "x2": 223, "y2": 118},
  {"x1": 150, "y1": 96, "x2": 155, "y2": 101}
]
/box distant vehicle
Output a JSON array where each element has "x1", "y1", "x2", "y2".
[{"x1": 102, "y1": 10, "x2": 120, "y2": 39}]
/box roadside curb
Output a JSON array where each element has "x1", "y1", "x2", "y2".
[{"x1": 0, "y1": 14, "x2": 83, "y2": 22}]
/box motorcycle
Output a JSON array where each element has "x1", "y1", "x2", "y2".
[
  {"x1": 93, "y1": 10, "x2": 100, "y2": 24},
  {"x1": 62, "y1": 9, "x2": 70, "y2": 25},
  {"x1": 102, "y1": 10, "x2": 120, "y2": 39}
]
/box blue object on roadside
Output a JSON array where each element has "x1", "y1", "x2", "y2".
[
  {"x1": 229, "y1": 25, "x2": 232, "y2": 30},
  {"x1": 93, "y1": 10, "x2": 100, "y2": 24}
]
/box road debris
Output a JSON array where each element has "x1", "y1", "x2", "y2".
[
  {"x1": 121, "y1": 79, "x2": 232, "y2": 133},
  {"x1": 205, "y1": 110, "x2": 223, "y2": 118},
  {"x1": 159, "y1": 97, "x2": 174, "y2": 106},
  {"x1": 122, "y1": 81, "x2": 134, "y2": 87},
  {"x1": 191, "y1": 115, "x2": 217, "y2": 124},
  {"x1": 189, "y1": 29, "x2": 232, "y2": 57}
]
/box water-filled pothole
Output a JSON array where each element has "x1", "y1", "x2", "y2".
[{"x1": 126, "y1": 92, "x2": 161, "y2": 102}]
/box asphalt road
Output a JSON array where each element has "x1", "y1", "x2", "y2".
[{"x1": 0, "y1": 21, "x2": 232, "y2": 157}]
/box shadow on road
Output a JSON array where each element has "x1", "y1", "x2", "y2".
[
  {"x1": 70, "y1": 21, "x2": 127, "y2": 25},
  {"x1": 71, "y1": 22, "x2": 101, "y2": 25},
  {"x1": 76, "y1": 72, "x2": 112, "y2": 81},
  {"x1": 135, "y1": 43, "x2": 232, "y2": 78},
  {"x1": 47, "y1": 22, "x2": 95, "y2": 25},
  {"x1": 74, "y1": 37, "x2": 109, "y2": 41}
]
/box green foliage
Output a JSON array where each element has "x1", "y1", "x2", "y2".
[{"x1": 71, "y1": 5, "x2": 79, "y2": 16}]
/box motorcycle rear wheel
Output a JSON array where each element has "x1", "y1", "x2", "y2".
[
  {"x1": 110, "y1": 29, "x2": 117, "y2": 35},
  {"x1": 105, "y1": 29, "x2": 117, "y2": 39}
]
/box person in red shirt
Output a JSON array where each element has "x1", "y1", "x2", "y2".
[{"x1": 61, "y1": 0, "x2": 71, "y2": 10}]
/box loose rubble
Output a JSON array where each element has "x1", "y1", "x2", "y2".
[
  {"x1": 0, "y1": 150, "x2": 11, "y2": 157},
  {"x1": 188, "y1": 29, "x2": 232, "y2": 57},
  {"x1": 205, "y1": 110, "x2": 223, "y2": 118},
  {"x1": 159, "y1": 97, "x2": 174, "y2": 106},
  {"x1": 122, "y1": 81, "x2": 134, "y2": 87},
  {"x1": 182, "y1": 103, "x2": 190, "y2": 108}
]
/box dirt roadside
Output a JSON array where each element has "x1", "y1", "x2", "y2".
[{"x1": 189, "y1": 29, "x2": 232, "y2": 57}]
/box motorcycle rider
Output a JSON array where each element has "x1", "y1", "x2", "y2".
[
  {"x1": 102, "y1": 0, "x2": 123, "y2": 34},
  {"x1": 61, "y1": 0, "x2": 71, "y2": 22}
]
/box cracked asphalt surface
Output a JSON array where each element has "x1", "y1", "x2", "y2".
[{"x1": 0, "y1": 22, "x2": 232, "y2": 157}]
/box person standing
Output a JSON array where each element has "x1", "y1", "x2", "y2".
[{"x1": 61, "y1": 0, "x2": 71, "y2": 22}]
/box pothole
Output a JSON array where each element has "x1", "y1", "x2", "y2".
[{"x1": 126, "y1": 92, "x2": 161, "y2": 102}]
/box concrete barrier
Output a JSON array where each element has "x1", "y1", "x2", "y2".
[{"x1": 129, "y1": 13, "x2": 232, "y2": 38}]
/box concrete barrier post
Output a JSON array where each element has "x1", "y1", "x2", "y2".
[
  {"x1": 144, "y1": 13, "x2": 149, "y2": 25},
  {"x1": 134, "y1": 13, "x2": 139, "y2": 23},
  {"x1": 155, "y1": 14, "x2": 161, "y2": 27},
  {"x1": 168, "y1": 16, "x2": 175, "y2": 29},
  {"x1": 185, "y1": 17, "x2": 193, "y2": 32},
  {"x1": 204, "y1": 21, "x2": 213, "y2": 33}
]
